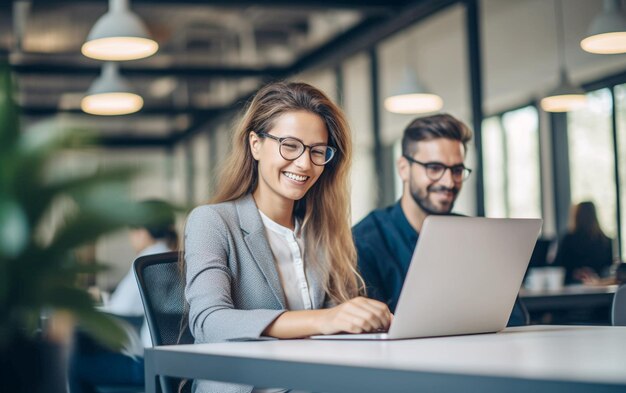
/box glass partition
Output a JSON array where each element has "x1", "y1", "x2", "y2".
[
  {"x1": 483, "y1": 106, "x2": 541, "y2": 218},
  {"x1": 567, "y1": 88, "x2": 617, "y2": 240}
]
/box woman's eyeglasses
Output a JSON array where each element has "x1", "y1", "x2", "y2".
[{"x1": 256, "y1": 132, "x2": 336, "y2": 166}]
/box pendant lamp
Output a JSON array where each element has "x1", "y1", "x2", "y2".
[
  {"x1": 81, "y1": 63, "x2": 143, "y2": 116},
  {"x1": 82, "y1": 0, "x2": 158, "y2": 61},
  {"x1": 540, "y1": 0, "x2": 586, "y2": 113},
  {"x1": 581, "y1": 0, "x2": 626, "y2": 54},
  {"x1": 384, "y1": 66, "x2": 443, "y2": 114}
]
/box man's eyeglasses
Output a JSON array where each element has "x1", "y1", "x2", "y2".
[
  {"x1": 403, "y1": 154, "x2": 472, "y2": 182},
  {"x1": 256, "y1": 132, "x2": 336, "y2": 166}
]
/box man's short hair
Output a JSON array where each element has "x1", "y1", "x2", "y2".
[{"x1": 401, "y1": 113, "x2": 473, "y2": 156}]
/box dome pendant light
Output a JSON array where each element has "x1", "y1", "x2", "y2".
[
  {"x1": 384, "y1": 66, "x2": 443, "y2": 114},
  {"x1": 541, "y1": 0, "x2": 586, "y2": 113},
  {"x1": 581, "y1": 0, "x2": 626, "y2": 54},
  {"x1": 82, "y1": 0, "x2": 158, "y2": 61},
  {"x1": 81, "y1": 63, "x2": 144, "y2": 116},
  {"x1": 540, "y1": 69, "x2": 587, "y2": 112}
]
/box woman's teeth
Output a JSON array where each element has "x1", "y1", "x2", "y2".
[{"x1": 284, "y1": 172, "x2": 308, "y2": 182}]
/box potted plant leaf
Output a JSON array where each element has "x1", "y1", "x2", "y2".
[{"x1": 0, "y1": 64, "x2": 176, "y2": 392}]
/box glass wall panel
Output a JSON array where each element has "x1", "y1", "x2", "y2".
[
  {"x1": 501, "y1": 106, "x2": 541, "y2": 218},
  {"x1": 567, "y1": 88, "x2": 617, "y2": 240},
  {"x1": 482, "y1": 106, "x2": 541, "y2": 219},
  {"x1": 483, "y1": 116, "x2": 506, "y2": 217}
]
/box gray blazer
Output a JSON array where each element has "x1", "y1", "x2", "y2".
[{"x1": 184, "y1": 194, "x2": 327, "y2": 393}]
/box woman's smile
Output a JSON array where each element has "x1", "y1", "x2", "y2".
[{"x1": 282, "y1": 171, "x2": 310, "y2": 184}]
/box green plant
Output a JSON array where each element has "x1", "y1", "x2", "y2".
[{"x1": 0, "y1": 64, "x2": 173, "y2": 351}]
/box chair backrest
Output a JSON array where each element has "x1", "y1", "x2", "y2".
[
  {"x1": 612, "y1": 284, "x2": 626, "y2": 326},
  {"x1": 134, "y1": 251, "x2": 193, "y2": 346},
  {"x1": 133, "y1": 251, "x2": 193, "y2": 393}
]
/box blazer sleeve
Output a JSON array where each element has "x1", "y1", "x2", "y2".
[{"x1": 184, "y1": 205, "x2": 285, "y2": 343}]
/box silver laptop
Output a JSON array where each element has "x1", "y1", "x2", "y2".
[{"x1": 311, "y1": 216, "x2": 542, "y2": 340}]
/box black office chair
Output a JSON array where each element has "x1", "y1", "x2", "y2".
[
  {"x1": 612, "y1": 284, "x2": 626, "y2": 326},
  {"x1": 134, "y1": 251, "x2": 194, "y2": 393}
]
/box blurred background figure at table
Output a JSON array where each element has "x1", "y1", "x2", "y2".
[
  {"x1": 69, "y1": 199, "x2": 178, "y2": 393},
  {"x1": 553, "y1": 201, "x2": 613, "y2": 285}
]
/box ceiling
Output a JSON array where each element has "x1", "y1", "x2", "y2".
[{"x1": 2, "y1": 0, "x2": 452, "y2": 147}]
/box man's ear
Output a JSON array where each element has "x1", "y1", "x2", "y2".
[
  {"x1": 249, "y1": 131, "x2": 261, "y2": 160},
  {"x1": 397, "y1": 155, "x2": 410, "y2": 183}
]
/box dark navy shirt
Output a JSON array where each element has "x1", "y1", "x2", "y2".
[
  {"x1": 353, "y1": 201, "x2": 417, "y2": 312},
  {"x1": 353, "y1": 200, "x2": 527, "y2": 326}
]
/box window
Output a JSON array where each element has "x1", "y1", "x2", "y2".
[
  {"x1": 483, "y1": 105, "x2": 542, "y2": 218},
  {"x1": 567, "y1": 88, "x2": 618, "y2": 244},
  {"x1": 483, "y1": 116, "x2": 506, "y2": 217}
]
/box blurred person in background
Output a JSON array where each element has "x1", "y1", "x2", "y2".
[
  {"x1": 69, "y1": 200, "x2": 178, "y2": 393},
  {"x1": 553, "y1": 201, "x2": 613, "y2": 285}
]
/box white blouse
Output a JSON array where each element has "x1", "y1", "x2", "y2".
[{"x1": 258, "y1": 210, "x2": 313, "y2": 311}]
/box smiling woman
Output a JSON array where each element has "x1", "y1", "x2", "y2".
[
  {"x1": 182, "y1": 82, "x2": 392, "y2": 393},
  {"x1": 250, "y1": 111, "x2": 330, "y2": 212}
]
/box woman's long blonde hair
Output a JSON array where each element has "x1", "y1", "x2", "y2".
[{"x1": 211, "y1": 81, "x2": 362, "y2": 304}]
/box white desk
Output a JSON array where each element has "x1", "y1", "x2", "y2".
[{"x1": 145, "y1": 325, "x2": 626, "y2": 393}]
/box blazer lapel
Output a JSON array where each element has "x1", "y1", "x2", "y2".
[{"x1": 236, "y1": 195, "x2": 287, "y2": 309}]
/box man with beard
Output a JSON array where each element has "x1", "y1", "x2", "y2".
[{"x1": 353, "y1": 113, "x2": 527, "y2": 326}]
